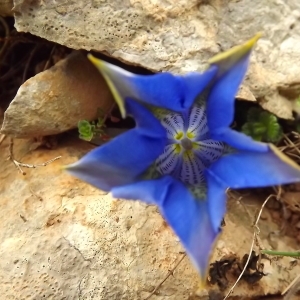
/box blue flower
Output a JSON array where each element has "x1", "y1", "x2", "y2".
[{"x1": 65, "y1": 34, "x2": 300, "y2": 280}]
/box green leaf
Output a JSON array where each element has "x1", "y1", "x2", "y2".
[
  {"x1": 260, "y1": 112, "x2": 282, "y2": 142},
  {"x1": 78, "y1": 114, "x2": 107, "y2": 141},
  {"x1": 78, "y1": 120, "x2": 94, "y2": 141},
  {"x1": 241, "y1": 107, "x2": 282, "y2": 143}
]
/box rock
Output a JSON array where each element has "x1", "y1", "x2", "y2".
[
  {"x1": 0, "y1": 0, "x2": 13, "y2": 16},
  {"x1": 0, "y1": 51, "x2": 115, "y2": 138},
  {"x1": 0, "y1": 136, "x2": 299, "y2": 299},
  {"x1": 12, "y1": 0, "x2": 300, "y2": 119}
]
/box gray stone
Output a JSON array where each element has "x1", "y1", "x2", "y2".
[
  {"x1": 0, "y1": 136, "x2": 298, "y2": 299},
  {"x1": 1, "y1": 51, "x2": 115, "y2": 138},
  {"x1": 13, "y1": 0, "x2": 300, "y2": 119}
]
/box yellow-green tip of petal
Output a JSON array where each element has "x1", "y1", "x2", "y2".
[
  {"x1": 270, "y1": 144, "x2": 300, "y2": 171},
  {"x1": 87, "y1": 53, "x2": 105, "y2": 69},
  {"x1": 87, "y1": 54, "x2": 126, "y2": 119},
  {"x1": 61, "y1": 164, "x2": 70, "y2": 172},
  {"x1": 208, "y1": 32, "x2": 262, "y2": 73},
  {"x1": 198, "y1": 275, "x2": 208, "y2": 291}
]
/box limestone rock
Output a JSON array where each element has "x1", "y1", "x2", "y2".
[
  {"x1": 13, "y1": 0, "x2": 300, "y2": 119},
  {"x1": 0, "y1": 136, "x2": 298, "y2": 299},
  {"x1": 0, "y1": 51, "x2": 115, "y2": 138}
]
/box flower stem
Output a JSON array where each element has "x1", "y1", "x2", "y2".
[{"x1": 261, "y1": 250, "x2": 300, "y2": 257}]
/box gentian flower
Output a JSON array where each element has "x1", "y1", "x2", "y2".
[{"x1": 65, "y1": 34, "x2": 300, "y2": 280}]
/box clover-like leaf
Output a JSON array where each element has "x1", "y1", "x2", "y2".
[
  {"x1": 78, "y1": 120, "x2": 94, "y2": 141},
  {"x1": 260, "y1": 111, "x2": 282, "y2": 142},
  {"x1": 242, "y1": 107, "x2": 282, "y2": 143}
]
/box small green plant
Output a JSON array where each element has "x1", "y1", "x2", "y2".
[
  {"x1": 78, "y1": 109, "x2": 106, "y2": 141},
  {"x1": 78, "y1": 120, "x2": 95, "y2": 141},
  {"x1": 241, "y1": 107, "x2": 283, "y2": 143}
]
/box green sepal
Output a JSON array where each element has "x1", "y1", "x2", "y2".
[
  {"x1": 140, "y1": 163, "x2": 162, "y2": 180},
  {"x1": 189, "y1": 184, "x2": 207, "y2": 201}
]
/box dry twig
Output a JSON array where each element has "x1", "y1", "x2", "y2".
[
  {"x1": 278, "y1": 134, "x2": 300, "y2": 164},
  {"x1": 144, "y1": 253, "x2": 186, "y2": 300},
  {"x1": 223, "y1": 194, "x2": 276, "y2": 300},
  {"x1": 8, "y1": 138, "x2": 61, "y2": 175},
  {"x1": 0, "y1": 134, "x2": 6, "y2": 146},
  {"x1": 282, "y1": 273, "x2": 300, "y2": 300},
  {"x1": 43, "y1": 45, "x2": 56, "y2": 71},
  {"x1": 22, "y1": 45, "x2": 38, "y2": 82},
  {"x1": 29, "y1": 185, "x2": 44, "y2": 201}
]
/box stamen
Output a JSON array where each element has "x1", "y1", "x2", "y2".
[
  {"x1": 175, "y1": 132, "x2": 184, "y2": 140},
  {"x1": 156, "y1": 103, "x2": 226, "y2": 186}
]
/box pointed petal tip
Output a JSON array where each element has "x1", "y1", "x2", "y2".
[
  {"x1": 269, "y1": 143, "x2": 300, "y2": 171},
  {"x1": 62, "y1": 161, "x2": 79, "y2": 173},
  {"x1": 87, "y1": 53, "x2": 102, "y2": 68},
  {"x1": 208, "y1": 32, "x2": 262, "y2": 66},
  {"x1": 61, "y1": 164, "x2": 67, "y2": 171},
  {"x1": 87, "y1": 54, "x2": 113, "y2": 76},
  {"x1": 58, "y1": 164, "x2": 71, "y2": 174},
  {"x1": 198, "y1": 275, "x2": 208, "y2": 291},
  {"x1": 87, "y1": 53, "x2": 114, "y2": 74},
  {"x1": 62, "y1": 162, "x2": 86, "y2": 181},
  {"x1": 87, "y1": 53, "x2": 126, "y2": 119},
  {"x1": 186, "y1": 218, "x2": 220, "y2": 283}
]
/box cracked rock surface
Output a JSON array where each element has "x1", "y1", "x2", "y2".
[
  {"x1": 0, "y1": 136, "x2": 299, "y2": 299},
  {"x1": 13, "y1": 0, "x2": 300, "y2": 119}
]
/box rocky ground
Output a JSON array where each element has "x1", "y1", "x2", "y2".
[{"x1": 1, "y1": 1, "x2": 300, "y2": 299}]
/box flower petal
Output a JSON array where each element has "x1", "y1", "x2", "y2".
[
  {"x1": 207, "y1": 55, "x2": 250, "y2": 132},
  {"x1": 88, "y1": 54, "x2": 217, "y2": 116},
  {"x1": 207, "y1": 34, "x2": 261, "y2": 133},
  {"x1": 208, "y1": 33, "x2": 261, "y2": 77},
  {"x1": 205, "y1": 171, "x2": 228, "y2": 233},
  {"x1": 209, "y1": 144, "x2": 300, "y2": 189},
  {"x1": 156, "y1": 144, "x2": 181, "y2": 176},
  {"x1": 161, "y1": 112, "x2": 185, "y2": 140},
  {"x1": 194, "y1": 139, "x2": 225, "y2": 167},
  {"x1": 65, "y1": 99, "x2": 166, "y2": 191},
  {"x1": 112, "y1": 175, "x2": 219, "y2": 279},
  {"x1": 188, "y1": 104, "x2": 209, "y2": 140},
  {"x1": 180, "y1": 151, "x2": 205, "y2": 185},
  {"x1": 212, "y1": 127, "x2": 268, "y2": 153}
]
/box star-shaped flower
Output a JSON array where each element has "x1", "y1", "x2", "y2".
[{"x1": 65, "y1": 34, "x2": 300, "y2": 280}]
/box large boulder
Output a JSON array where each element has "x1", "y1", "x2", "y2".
[{"x1": 12, "y1": 0, "x2": 300, "y2": 119}]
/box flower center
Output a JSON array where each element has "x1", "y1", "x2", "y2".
[
  {"x1": 155, "y1": 103, "x2": 225, "y2": 185},
  {"x1": 181, "y1": 137, "x2": 193, "y2": 150}
]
